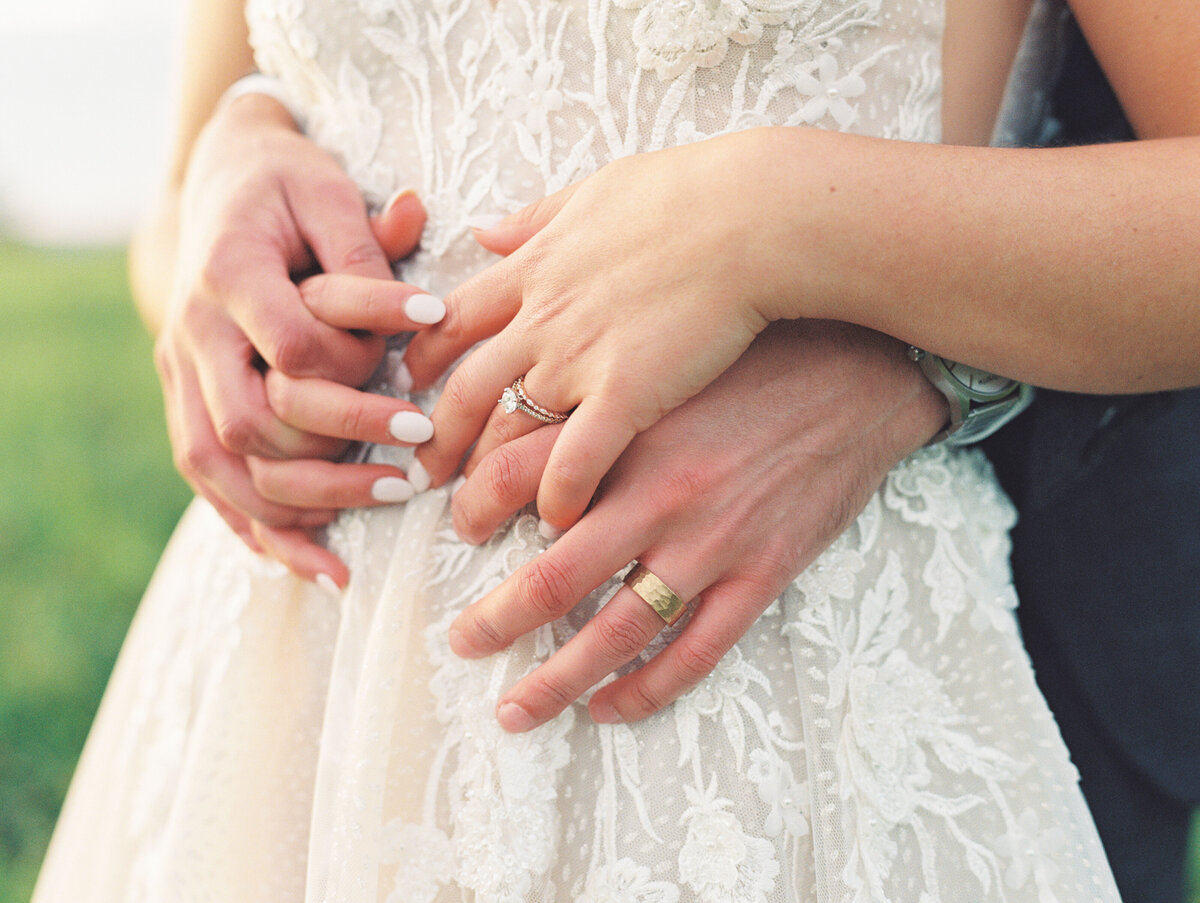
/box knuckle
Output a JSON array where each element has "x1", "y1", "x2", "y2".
[
  {"x1": 466, "y1": 613, "x2": 508, "y2": 650},
  {"x1": 515, "y1": 557, "x2": 578, "y2": 620},
  {"x1": 483, "y1": 444, "x2": 529, "y2": 504},
  {"x1": 177, "y1": 441, "x2": 213, "y2": 480},
  {"x1": 591, "y1": 610, "x2": 650, "y2": 662},
  {"x1": 524, "y1": 670, "x2": 578, "y2": 712},
  {"x1": 439, "y1": 288, "x2": 469, "y2": 338},
  {"x1": 267, "y1": 324, "x2": 318, "y2": 376},
  {"x1": 673, "y1": 636, "x2": 726, "y2": 685},
  {"x1": 648, "y1": 465, "x2": 712, "y2": 513},
  {"x1": 337, "y1": 401, "x2": 374, "y2": 440},
  {"x1": 245, "y1": 458, "x2": 278, "y2": 496},
  {"x1": 439, "y1": 370, "x2": 474, "y2": 419},
  {"x1": 453, "y1": 499, "x2": 488, "y2": 541},
  {"x1": 296, "y1": 273, "x2": 328, "y2": 314},
  {"x1": 264, "y1": 372, "x2": 296, "y2": 421},
  {"x1": 213, "y1": 412, "x2": 259, "y2": 454},
  {"x1": 336, "y1": 239, "x2": 384, "y2": 273},
  {"x1": 196, "y1": 239, "x2": 241, "y2": 297},
  {"x1": 623, "y1": 679, "x2": 668, "y2": 719}
]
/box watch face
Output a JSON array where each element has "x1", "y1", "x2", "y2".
[{"x1": 943, "y1": 361, "x2": 1015, "y2": 398}]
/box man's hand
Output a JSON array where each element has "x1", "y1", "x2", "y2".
[
  {"x1": 153, "y1": 93, "x2": 440, "y2": 583},
  {"x1": 445, "y1": 321, "x2": 948, "y2": 730}
]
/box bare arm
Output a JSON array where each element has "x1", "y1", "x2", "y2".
[{"x1": 748, "y1": 0, "x2": 1200, "y2": 392}]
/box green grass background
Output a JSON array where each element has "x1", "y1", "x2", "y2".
[
  {"x1": 0, "y1": 241, "x2": 190, "y2": 902},
  {"x1": 0, "y1": 240, "x2": 1196, "y2": 902}
]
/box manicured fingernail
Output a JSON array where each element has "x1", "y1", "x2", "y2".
[
  {"x1": 382, "y1": 187, "x2": 417, "y2": 216},
  {"x1": 407, "y1": 458, "x2": 432, "y2": 493},
  {"x1": 497, "y1": 701, "x2": 537, "y2": 732},
  {"x1": 389, "y1": 411, "x2": 434, "y2": 444},
  {"x1": 315, "y1": 573, "x2": 341, "y2": 595},
  {"x1": 404, "y1": 293, "x2": 445, "y2": 325},
  {"x1": 371, "y1": 476, "x2": 414, "y2": 503},
  {"x1": 538, "y1": 518, "x2": 564, "y2": 541},
  {"x1": 386, "y1": 352, "x2": 413, "y2": 394},
  {"x1": 450, "y1": 475, "x2": 467, "y2": 497},
  {"x1": 466, "y1": 213, "x2": 505, "y2": 230},
  {"x1": 590, "y1": 700, "x2": 622, "y2": 724}
]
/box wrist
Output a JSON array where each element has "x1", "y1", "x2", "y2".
[
  {"x1": 215, "y1": 73, "x2": 306, "y2": 132},
  {"x1": 725, "y1": 126, "x2": 864, "y2": 326}
]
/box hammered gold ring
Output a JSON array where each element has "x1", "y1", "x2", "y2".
[
  {"x1": 624, "y1": 563, "x2": 688, "y2": 626},
  {"x1": 498, "y1": 375, "x2": 570, "y2": 424}
]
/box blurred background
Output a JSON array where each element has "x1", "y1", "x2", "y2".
[
  {"x1": 0, "y1": 3, "x2": 1198, "y2": 903},
  {"x1": 0, "y1": 2, "x2": 192, "y2": 900}
]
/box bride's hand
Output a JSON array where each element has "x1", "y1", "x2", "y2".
[
  {"x1": 445, "y1": 320, "x2": 948, "y2": 730},
  {"x1": 406, "y1": 131, "x2": 789, "y2": 530}
]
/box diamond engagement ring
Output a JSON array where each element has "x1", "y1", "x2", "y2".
[
  {"x1": 498, "y1": 375, "x2": 570, "y2": 424},
  {"x1": 624, "y1": 563, "x2": 688, "y2": 625}
]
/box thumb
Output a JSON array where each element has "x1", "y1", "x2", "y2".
[
  {"x1": 468, "y1": 181, "x2": 580, "y2": 256},
  {"x1": 371, "y1": 189, "x2": 428, "y2": 262}
]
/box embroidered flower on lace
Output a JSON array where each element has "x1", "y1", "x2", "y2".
[
  {"x1": 491, "y1": 56, "x2": 566, "y2": 135},
  {"x1": 449, "y1": 685, "x2": 575, "y2": 899},
  {"x1": 679, "y1": 776, "x2": 780, "y2": 902},
  {"x1": 380, "y1": 821, "x2": 454, "y2": 903},
  {"x1": 579, "y1": 858, "x2": 682, "y2": 903},
  {"x1": 884, "y1": 446, "x2": 964, "y2": 530},
  {"x1": 746, "y1": 749, "x2": 810, "y2": 838},
  {"x1": 793, "y1": 52, "x2": 866, "y2": 126},
  {"x1": 615, "y1": 0, "x2": 816, "y2": 79}
]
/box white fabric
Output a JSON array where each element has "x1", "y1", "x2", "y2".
[{"x1": 34, "y1": 0, "x2": 1122, "y2": 900}]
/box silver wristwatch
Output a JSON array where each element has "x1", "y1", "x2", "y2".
[{"x1": 907, "y1": 347, "x2": 1034, "y2": 446}]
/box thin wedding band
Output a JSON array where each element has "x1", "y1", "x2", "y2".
[
  {"x1": 498, "y1": 375, "x2": 570, "y2": 424},
  {"x1": 624, "y1": 563, "x2": 688, "y2": 625}
]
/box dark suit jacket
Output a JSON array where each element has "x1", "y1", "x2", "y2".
[{"x1": 982, "y1": 18, "x2": 1200, "y2": 805}]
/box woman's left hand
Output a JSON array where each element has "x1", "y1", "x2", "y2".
[
  {"x1": 445, "y1": 319, "x2": 947, "y2": 731},
  {"x1": 406, "y1": 130, "x2": 789, "y2": 530}
]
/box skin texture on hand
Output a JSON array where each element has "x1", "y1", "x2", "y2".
[{"x1": 444, "y1": 320, "x2": 947, "y2": 730}]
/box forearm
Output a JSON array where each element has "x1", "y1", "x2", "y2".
[{"x1": 740, "y1": 127, "x2": 1200, "y2": 393}]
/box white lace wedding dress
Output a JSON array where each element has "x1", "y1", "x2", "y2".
[{"x1": 35, "y1": 0, "x2": 1121, "y2": 900}]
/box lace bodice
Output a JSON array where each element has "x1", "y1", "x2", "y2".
[{"x1": 248, "y1": 0, "x2": 944, "y2": 295}]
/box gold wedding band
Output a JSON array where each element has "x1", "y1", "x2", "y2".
[{"x1": 624, "y1": 563, "x2": 688, "y2": 625}]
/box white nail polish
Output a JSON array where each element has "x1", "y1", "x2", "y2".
[
  {"x1": 538, "y1": 518, "x2": 565, "y2": 541},
  {"x1": 315, "y1": 573, "x2": 341, "y2": 595},
  {"x1": 389, "y1": 410, "x2": 434, "y2": 444},
  {"x1": 371, "y1": 476, "x2": 415, "y2": 503},
  {"x1": 450, "y1": 475, "x2": 467, "y2": 498},
  {"x1": 408, "y1": 459, "x2": 432, "y2": 493},
  {"x1": 386, "y1": 351, "x2": 413, "y2": 394},
  {"x1": 404, "y1": 293, "x2": 446, "y2": 325},
  {"x1": 466, "y1": 213, "x2": 505, "y2": 231}
]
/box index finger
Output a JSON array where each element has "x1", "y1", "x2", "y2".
[{"x1": 447, "y1": 500, "x2": 649, "y2": 660}]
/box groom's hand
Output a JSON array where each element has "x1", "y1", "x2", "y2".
[
  {"x1": 154, "y1": 93, "x2": 438, "y2": 583},
  {"x1": 445, "y1": 321, "x2": 949, "y2": 730}
]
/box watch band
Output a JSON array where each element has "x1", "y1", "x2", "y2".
[{"x1": 908, "y1": 347, "x2": 1035, "y2": 446}]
